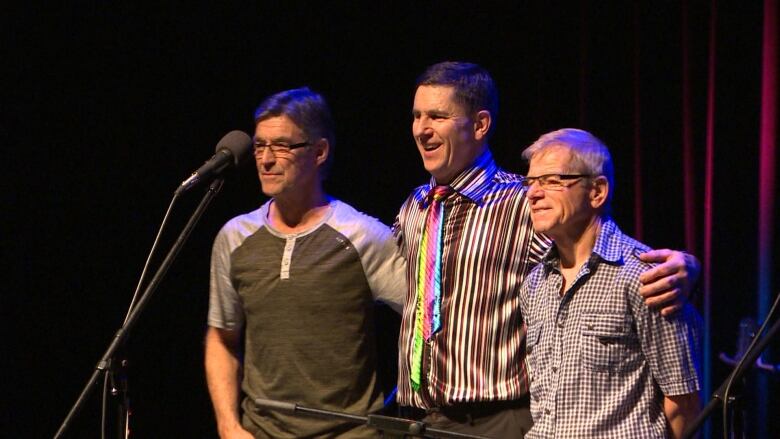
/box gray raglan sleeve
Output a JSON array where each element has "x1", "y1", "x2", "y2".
[
  {"x1": 207, "y1": 224, "x2": 245, "y2": 330},
  {"x1": 362, "y1": 218, "x2": 407, "y2": 314}
]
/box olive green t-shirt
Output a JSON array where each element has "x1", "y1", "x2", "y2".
[{"x1": 208, "y1": 199, "x2": 405, "y2": 438}]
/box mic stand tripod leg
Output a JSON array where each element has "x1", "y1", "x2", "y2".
[
  {"x1": 54, "y1": 179, "x2": 225, "y2": 438},
  {"x1": 101, "y1": 357, "x2": 130, "y2": 439},
  {"x1": 110, "y1": 358, "x2": 130, "y2": 439}
]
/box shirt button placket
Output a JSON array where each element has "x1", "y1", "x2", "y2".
[
  {"x1": 280, "y1": 236, "x2": 296, "y2": 280},
  {"x1": 551, "y1": 296, "x2": 564, "y2": 434}
]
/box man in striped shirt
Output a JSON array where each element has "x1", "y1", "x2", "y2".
[{"x1": 393, "y1": 61, "x2": 699, "y2": 438}]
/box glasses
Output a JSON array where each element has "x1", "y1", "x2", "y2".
[
  {"x1": 253, "y1": 140, "x2": 311, "y2": 155},
  {"x1": 522, "y1": 174, "x2": 592, "y2": 190}
]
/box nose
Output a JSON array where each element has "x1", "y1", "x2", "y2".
[
  {"x1": 413, "y1": 115, "x2": 433, "y2": 141},
  {"x1": 527, "y1": 182, "x2": 545, "y2": 201},
  {"x1": 256, "y1": 148, "x2": 276, "y2": 168}
]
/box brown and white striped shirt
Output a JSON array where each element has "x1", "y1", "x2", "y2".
[{"x1": 394, "y1": 150, "x2": 550, "y2": 408}]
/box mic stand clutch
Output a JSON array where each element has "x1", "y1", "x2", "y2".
[
  {"x1": 253, "y1": 398, "x2": 491, "y2": 439},
  {"x1": 54, "y1": 179, "x2": 225, "y2": 438}
]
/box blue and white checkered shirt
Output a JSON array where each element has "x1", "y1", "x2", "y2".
[{"x1": 519, "y1": 218, "x2": 701, "y2": 438}]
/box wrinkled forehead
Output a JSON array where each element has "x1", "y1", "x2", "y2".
[
  {"x1": 413, "y1": 85, "x2": 464, "y2": 111},
  {"x1": 254, "y1": 115, "x2": 305, "y2": 140},
  {"x1": 529, "y1": 144, "x2": 578, "y2": 172}
]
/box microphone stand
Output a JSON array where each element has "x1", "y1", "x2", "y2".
[
  {"x1": 682, "y1": 316, "x2": 780, "y2": 438},
  {"x1": 253, "y1": 398, "x2": 492, "y2": 439},
  {"x1": 54, "y1": 178, "x2": 225, "y2": 439}
]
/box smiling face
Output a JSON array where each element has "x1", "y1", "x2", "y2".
[
  {"x1": 526, "y1": 146, "x2": 601, "y2": 239},
  {"x1": 412, "y1": 85, "x2": 487, "y2": 184},
  {"x1": 253, "y1": 115, "x2": 324, "y2": 199}
]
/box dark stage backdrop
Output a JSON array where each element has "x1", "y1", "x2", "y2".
[{"x1": 4, "y1": 2, "x2": 778, "y2": 437}]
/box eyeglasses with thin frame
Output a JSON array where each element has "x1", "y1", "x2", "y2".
[
  {"x1": 522, "y1": 174, "x2": 592, "y2": 191},
  {"x1": 253, "y1": 140, "x2": 312, "y2": 156}
]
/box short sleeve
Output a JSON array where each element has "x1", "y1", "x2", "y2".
[
  {"x1": 207, "y1": 224, "x2": 245, "y2": 330},
  {"x1": 626, "y1": 267, "x2": 702, "y2": 396}
]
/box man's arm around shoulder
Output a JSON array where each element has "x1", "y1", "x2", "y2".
[
  {"x1": 204, "y1": 326, "x2": 253, "y2": 439},
  {"x1": 639, "y1": 249, "x2": 701, "y2": 316}
]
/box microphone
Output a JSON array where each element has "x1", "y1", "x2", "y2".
[{"x1": 176, "y1": 130, "x2": 253, "y2": 195}]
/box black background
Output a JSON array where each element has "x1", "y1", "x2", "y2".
[{"x1": 4, "y1": 2, "x2": 778, "y2": 437}]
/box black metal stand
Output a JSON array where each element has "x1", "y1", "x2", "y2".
[
  {"x1": 682, "y1": 316, "x2": 780, "y2": 439},
  {"x1": 253, "y1": 398, "x2": 491, "y2": 439},
  {"x1": 54, "y1": 179, "x2": 225, "y2": 439}
]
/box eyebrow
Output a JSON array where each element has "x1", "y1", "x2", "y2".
[
  {"x1": 412, "y1": 109, "x2": 451, "y2": 117},
  {"x1": 253, "y1": 136, "x2": 295, "y2": 144}
]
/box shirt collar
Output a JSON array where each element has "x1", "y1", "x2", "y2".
[
  {"x1": 590, "y1": 217, "x2": 622, "y2": 263},
  {"x1": 422, "y1": 148, "x2": 498, "y2": 205},
  {"x1": 540, "y1": 217, "x2": 623, "y2": 269}
]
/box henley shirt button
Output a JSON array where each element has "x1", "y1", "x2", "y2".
[
  {"x1": 552, "y1": 366, "x2": 558, "y2": 373},
  {"x1": 544, "y1": 409, "x2": 551, "y2": 415}
]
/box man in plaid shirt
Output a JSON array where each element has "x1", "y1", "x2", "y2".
[{"x1": 518, "y1": 128, "x2": 701, "y2": 438}]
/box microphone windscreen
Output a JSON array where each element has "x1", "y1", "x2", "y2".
[{"x1": 216, "y1": 130, "x2": 253, "y2": 166}]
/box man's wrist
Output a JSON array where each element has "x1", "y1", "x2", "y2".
[
  {"x1": 683, "y1": 252, "x2": 702, "y2": 305},
  {"x1": 217, "y1": 416, "x2": 244, "y2": 435}
]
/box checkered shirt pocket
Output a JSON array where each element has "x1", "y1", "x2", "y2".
[{"x1": 580, "y1": 313, "x2": 636, "y2": 373}]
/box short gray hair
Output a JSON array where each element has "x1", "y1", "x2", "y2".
[{"x1": 522, "y1": 128, "x2": 614, "y2": 211}]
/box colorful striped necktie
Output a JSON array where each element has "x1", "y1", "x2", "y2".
[{"x1": 411, "y1": 185, "x2": 454, "y2": 392}]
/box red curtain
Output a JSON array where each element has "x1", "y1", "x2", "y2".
[{"x1": 575, "y1": 1, "x2": 777, "y2": 436}]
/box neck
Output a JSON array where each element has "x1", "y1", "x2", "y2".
[
  {"x1": 268, "y1": 184, "x2": 329, "y2": 232},
  {"x1": 553, "y1": 215, "x2": 603, "y2": 270},
  {"x1": 434, "y1": 144, "x2": 489, "y2": 185}
]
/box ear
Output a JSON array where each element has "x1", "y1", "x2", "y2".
[
  {"x1": 313, "y1": 138, "x2": 329, "y2": 167},
  {"x1": 590, "y1": 176, "x2": 609, "y2": 209},
  {"x1": 473, "y1": 110, "x2": 492, "y2": 141}
]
